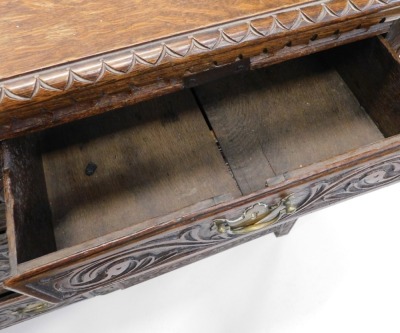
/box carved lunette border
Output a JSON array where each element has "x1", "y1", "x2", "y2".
[
  {"x1": 0, "y1": 0, "x2": 398, "y2": 110},
  {"x1": 13, "y1": 153, "x2": 400, "y2": 302}
]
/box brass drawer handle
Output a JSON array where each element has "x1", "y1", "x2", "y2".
[
  {"x1": 214, "y1": 195, "x2": 296, "y2": 235},
  {"x1": 15, "y1": 302, "x2": 49, "y2": 315}
]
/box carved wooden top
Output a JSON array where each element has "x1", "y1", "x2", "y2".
[
  {"x1": 0, "y1": 0, "x2": 399, "y2": 138},
  {"x1": 1, "y1": 0, "x2": 312, "y2": 79}
]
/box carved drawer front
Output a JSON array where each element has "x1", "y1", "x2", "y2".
[
  {"x1": 2, "y1": 37, "x2": 400, "y2": 302},
  {"x1": 0, "y1": 294, "x2": 59, "y2": 330},
  {"x1": 3, "y1": 141, "x2": 400, "y2": 303}
]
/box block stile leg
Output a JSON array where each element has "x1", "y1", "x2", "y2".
[{"x1": 274, "y1": 219, "x2": 297, "y2": 237}]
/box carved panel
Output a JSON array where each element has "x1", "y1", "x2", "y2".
[
  {"x1": 21, "y1": 154, "x2": 400, "y2": 302},
  {"x1": 293, "y1": 155, "x2": 400, "y2": 214}
]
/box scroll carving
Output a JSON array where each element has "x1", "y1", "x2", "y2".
[{"x1": 24, "y1": 155, "x2": 400, "y2": 301}]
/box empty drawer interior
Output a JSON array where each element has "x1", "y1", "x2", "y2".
[
  {"x1": 193, "y1": 37, "x2": 399, "y2": 194},
  {"x1": 3, "y1": 91, "x2": 240, "y2": 262}
]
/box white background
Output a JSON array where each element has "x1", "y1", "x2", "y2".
[{"x1": 3, "y1": 182, "x2": 400, "y2": 333}]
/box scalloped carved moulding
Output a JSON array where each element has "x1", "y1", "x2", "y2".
[{"x1": 0, "y1": 0, "x2": 399, "y2": 138}]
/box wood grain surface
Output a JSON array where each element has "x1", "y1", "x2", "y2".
[
  {"x1": 0, "y1": 0, "x2": 307, "y2": 79},
  {"x1": 40, "y1": 90, "x2": 239, "y2": 249},
  {"x1": 6, "y1": 137, "x2": 400, "y2": 302},
  {"x1": 387, "y1": 19, "x2": 400, "y2": 54},
  {"x1": 195, "y1": 53, "x2": 384, "y2": 194},
  {"x1": 330, "y1": 37, "x2": 400, "y2": 137},
  {"x1": 0, "y1": 0, "x2": 398, "y2": 139},
  {"x1": 3, "y1": 136, "x2": 57, "y2": 265},
  {"x1": 5, "y1": 35, "x2": 400, "y2": 302}
]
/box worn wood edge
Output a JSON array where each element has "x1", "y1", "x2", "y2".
[
  {"x1": 0, "y1": 293, "x2": 62, "y2": 330},
  {"x1": 114, "y1": 220, "x2": 301, "y2": 292},
  {"x1": 250, "y1": 17, "x2": 392, "y2": 68},
  {"x1": 4, "y1": 134, "x2": 400, "y2": 296},
  {"x1": 7, "y1": 138, "x2": 400, "y2": 302},
  {"x1": 386, "y1": 18, "x2": 400, "y2": 54},
  {"x1": 11, "y1": 194, "x2": 238, "y2": 275},
  {"x1": 0, "y1": 0, "x2": 398, "y2": 139},
  {"x1": 379, "y1": 32, "x2": 400, "y2": 59},
  {"x1": 2, "y1": 169, "x2": 17, "y2": 277},
  {"x1": 0, "y1": 293, "x2": 27, "y2": 309}
]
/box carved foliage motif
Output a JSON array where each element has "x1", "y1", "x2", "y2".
[
  {"x1": 0, "y1": 0, "x2": 396, "y2": 105},
  {"x1": 294, "y1": 155, "x2": 400, "y2": 214},
  {"x1": 28, "y1": 225, "x2": 233, "y2": 300},
  {"x1": 25, "y1": 155, "x2": 400, "y2": 301}
]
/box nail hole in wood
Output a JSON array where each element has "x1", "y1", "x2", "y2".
[
  {"x1": 85, "y1": 162, "x2": 97, "y2": 176},
  {"x1": 237, "y1": 54, "x2": 243, "y2": 60},
  {"x1": 286, "y1": 41, "x2": 292, "y2": 47},
  {"x1": 213, "y1": 60, "x2": 218, "y2": 66},
  {"x1": 333, "y1": 29, "x2": 340, "y2": 35},
  {"x1": 379, "y1": 17, "x2": 386, "y2": 23},
  {"x1": 263, "y1": 48, "x2": 268, "y2": 54},
  {"x1": 310, "y1": 34, "x2": 318, "y2": 41}
]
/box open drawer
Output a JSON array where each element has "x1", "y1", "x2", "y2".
[{"x1": 3, "y1": 36, "x2": 400, "y2": 303}]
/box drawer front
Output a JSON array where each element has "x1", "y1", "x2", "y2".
[
  {"x1": 0, "y1": 294, "x2": 58, "y2": 330},
  {"x1": 5, "y1": 140, "x2": 400, "y2": 303}
]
